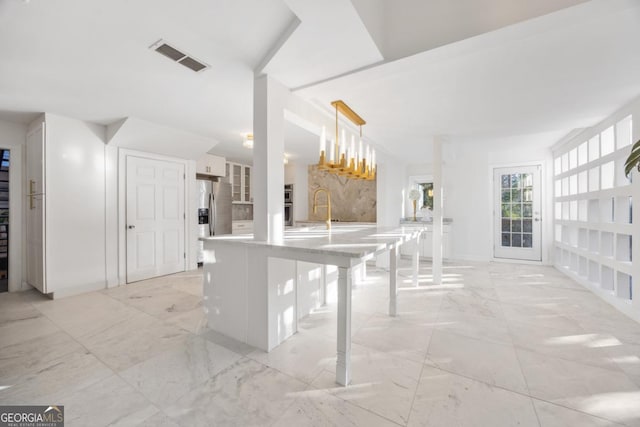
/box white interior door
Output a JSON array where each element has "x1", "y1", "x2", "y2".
[
  {"x1": 26, "y1": 123, "x2": 46, "y2": 293},
  {"x1": 126, "y1": 156, "x2": 185, "y2": 283},
  {"x1": 494, "y1": 166, "x2": 542, "y2": 261}
]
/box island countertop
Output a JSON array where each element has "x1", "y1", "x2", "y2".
[
  {"x1": 399, "y1": 217, "x2": 453, "y2": 225},
  {"x1": 200, "y1": 224, "x2": 423, "y2": 259}
]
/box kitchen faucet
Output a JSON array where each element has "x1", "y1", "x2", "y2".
[{"x1": 313, "y1": 188, "x2": 331, "y2": 230}]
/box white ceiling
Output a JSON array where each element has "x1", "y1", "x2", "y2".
[
  {"x1": 350, "y1": 0, "x2": 591, "y2": 61},
  {"x1": 297, "y1": 0, "x2": 640, "y2": 159},
  {"x1": 0, "y1": 0, "x2": 294, "y2": 147},
  {"x1": 0, "y1": 0, "x2": 639, "y2": 165}
]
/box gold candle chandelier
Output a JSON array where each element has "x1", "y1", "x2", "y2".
[{"x1": 317, "y1": 100, "x2": 376, "y2": 181}]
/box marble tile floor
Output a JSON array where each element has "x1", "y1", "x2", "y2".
[{"x1": 1, "y1": 262, "x2": 640, "y2": 426}]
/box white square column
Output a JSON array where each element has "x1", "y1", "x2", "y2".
[
  {"x1": 632, "y1": 115, "x2": 640, "y2": 313},
  {"x1": 432, "y1": 137, "x2": 444, "y2": 285},
  {"x1": 253, "y1": 75, "x2": 287, "y2": 242}
]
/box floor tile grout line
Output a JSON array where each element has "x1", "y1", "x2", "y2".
[
  {"x1": 299, "y1": 368, "x2": 406, "y2": 427},
  {"x1": 495, "y1": 292, "x2": 635, "y2": 426},
  {"x1": 120, "y1": 352, "x2": 249, "y2": 425},
  {"x1": 99, "y1": 282, "x2": 204, "y2": 333},
  {"x1": 32, "y1": 285, "x2": 201, "y2": 382},
  {"x1": 508, "y1": 341, "x2": 632, "y2": 377},
  {"x1": 22, "y1": 306, "x2": 129, "y2": 404},
  {"x1": 495, "y1": 292, "x2": 542, "y2": 427},
  {"x1": 405, "y1": 272, "x2": 447, "y2": 427},
  {"x1": 527, "y1": 394, "x2": 629, "y2": 426}
]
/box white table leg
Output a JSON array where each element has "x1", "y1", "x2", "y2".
[
  {"x1": 321, "y1": 265, "x2": 328, "y2": 306},
  {"x1": 336, "y1": 266, "x2": 352, "y2": 386},
  {"x1": 412, "y1": 235, "x2": 420, "y2": 287},
  {"x1": 389, "y1": 245, "x2": 398, "y2": 317}
]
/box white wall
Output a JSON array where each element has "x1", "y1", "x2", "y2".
[
  {"x1": 405, "y1": 136, "x2": 555, "y2": 262},
  {"x1": 0, "y1": 119, "x2": 26, "y2": 291},
  {"x1": 376, "y1": 152, "x2": 406, "y2": 227},
  {"x1": 19, "y1": 113, "x2": 200, "y2": 297},
  {"x1": 41, "y1": 114, "x2": 109, "y2": 296}
]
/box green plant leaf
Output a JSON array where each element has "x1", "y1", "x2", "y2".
[{"x1": 624, "y1": 139, "x2": 640, "y2": 177}]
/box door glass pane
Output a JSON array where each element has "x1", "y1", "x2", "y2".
[
  {"x1": 512, "y1": 220, "x2": 522, "y2": 232},
  {"x1": 511, "y1": 174, "x2": 520, "y2": 188},
  {"x1": 512, "y1": 234, "x2": 522, "y2": 247},
  {"x1": 511, "y1": 189, "x2": 522, "y2": 203},
  {"x1": 502, "y1": 219, "x2": 511, "y2": 232},
  {"x1": 501, "y1": 175, "x2": 510, "y2": 188},
  {"x1": 523, "y1": 219, "x2": 532, "y2": 233},
  {"x1": 501, "y1": 190, "x2": 511, "y2": 202},
  {"x1": 502, "y1": 204, "x2": 511, "y2": 217},
  {"x1": 522, "y1": 204, "x2": 532, "y2": 218},
  {"x1": 502, "y1": 233, "x2": 511, "y2": 247},
  {"x1": 232, "y1": 164, "x2": 241, "y2": 201},
  {"x1": 523, "y1": 189, "x2": 532, "y2": 202},
  {"x1": 523, "y1": 234, "x2": 533, "y2": 248},
  {"x1": 244, "y1": 167, "x2": 251, "y2": 202},
  {"x1": 512, "y1": 204, "x2": 522, "y2": 217}
]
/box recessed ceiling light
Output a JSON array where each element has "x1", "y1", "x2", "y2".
[{"x1": 243, "y1": 134, "x2": 254, "y2": 149}]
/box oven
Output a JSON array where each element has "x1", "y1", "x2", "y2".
[
  {"x1": 284, "y1": 184, "x2": 293, "y2": 203},
  {"x1": 284, "y1": 203, "x2": 293, "y2": 226}
]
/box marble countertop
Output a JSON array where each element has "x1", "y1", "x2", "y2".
[
  {"x1": 294, "y1": 220, "x2": 376, "y2": 226},
  {"x1": 201, "y1": 224, "x2": 422, "y2": 259},
  {"x1": 400, "y1": 217, "x2": 453, "y2": 225}
]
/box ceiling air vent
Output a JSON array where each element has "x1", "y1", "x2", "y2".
[{"x1": 150, "y1": 39, "x2": 209, "y2": 73}]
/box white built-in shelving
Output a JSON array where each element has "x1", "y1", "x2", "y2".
[{"x1": 553, "y1": 115, "x2": 634, "y2": 305}]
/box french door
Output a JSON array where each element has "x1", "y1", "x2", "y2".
[
  {"x1": 493, "y1": 165, "x2": 542, "y2": 261},
  {"x1": 126, "y1": 156, "x2": 185, "y2": 282}
]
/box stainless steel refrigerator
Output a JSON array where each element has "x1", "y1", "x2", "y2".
[{"x1": 197, "y1": 178, "x2": 232, "y2": 264}]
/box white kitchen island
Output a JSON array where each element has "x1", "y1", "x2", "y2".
[{"x1": 200, "y1": 224, "x2": 422, "y2": 386}]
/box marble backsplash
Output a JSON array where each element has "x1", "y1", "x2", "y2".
[
  {"x1": 307, "y1": 165, "x2": 376, "y2": 222},
  {"x1": 232, "y1": 204, "x2": 253, "y2": 221}
]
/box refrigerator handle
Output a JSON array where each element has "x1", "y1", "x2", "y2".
[{"x1": 209, "y1": 193, "x2": 215, "y2": 236}]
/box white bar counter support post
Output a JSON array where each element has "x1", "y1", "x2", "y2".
[
  {"x1": 253, "y1": 74, "x2": 286, "y2": 242},
  {"x1": 336, "y1": 266, "x2": 352, "y2": 386},
  {"x1": 412, "y1": 234, "x2": 420, "y2": 287},
  {"x1": 389, "y1": 245, "x2": 399, "y2": 316},
  {"x1": 321, "y1": 265, "x2": 328, "y2": 306},
  {"x1": 432, "y1": 137, "x2": 444, "y2": 285}
]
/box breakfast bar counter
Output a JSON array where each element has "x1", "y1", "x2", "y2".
[{"x1": 200, "y1": 224, "x2": 423, "y2": 386}]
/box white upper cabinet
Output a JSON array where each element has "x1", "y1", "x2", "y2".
[
  {"x1": 196, "y1": 154, "x2": 226, "y2": 176},
  {"x1": 226, "y1": 162, "x2": 252, "y2": 203}
]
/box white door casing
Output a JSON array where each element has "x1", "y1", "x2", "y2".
[
  {"x1": 25, "y1": 123, "x2": 46, "y2": 293},
  {"x1": 494, "y1": 165, "x2": 542, "y2": 261},
  {"x1": 126, "y1": 156, "x2": 185, "y2": 282}
]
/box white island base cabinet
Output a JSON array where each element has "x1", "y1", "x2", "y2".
[
  {"x1": 201, "y1": 225, "x2": 421, "y2": 387},
  {"x1": 203, "y1": 249, "x2": 346, "y2": 351}
]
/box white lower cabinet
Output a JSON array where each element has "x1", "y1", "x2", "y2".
[
  {"x1": 400, "y1": 224, "x2": 451, "y2": 259},
  {"x1": 232, "y1": 220, "x2": 253, "y2": 235}
]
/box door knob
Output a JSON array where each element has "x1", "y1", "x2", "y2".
[
  {"x1": 128, "y1": 225, "x2": 136, "y2": 229},
  {"x1": 534, "y1": 218, "x2": 541, "y2": 222}
]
